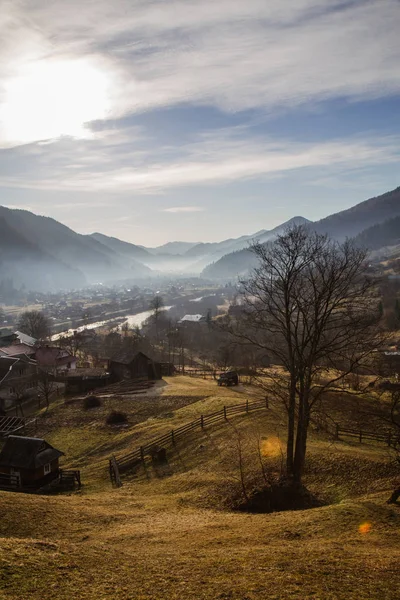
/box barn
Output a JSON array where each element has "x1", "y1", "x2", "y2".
[
  {"x1": 109, "y1": 351, "x2": 161, "y2": 382},
  {"x1": 0, "y1": 435, "x2": 64, "y2": 490}
]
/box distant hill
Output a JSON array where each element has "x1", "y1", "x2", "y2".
[
  {"x1": 90, "y1": 232, "x2": 152, "y2": 261},
  {"x1": 202, "y1": 217, "x2": 311, "y2": 279},
  {"x1": 202, "y1": 188, "x2": 400, "y2": 279},
  {"x1": 0, "y1": 216, "x2": 85, "y2": 291},
  {"x1": 354, "y1": 215, "x2": 400, "y2": 251},
  {"x1": 314, "y1": 187, "x2": 400, "y2": 240},
  {"x1": 0, "y1": 206, "x2": 151, "y2": 291},
  {"x1": 145, "y1": 241, "x2": 201, "y2": 255}
]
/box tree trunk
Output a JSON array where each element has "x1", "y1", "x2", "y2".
[
  {"x1": 286, "y1": 380, "x2": 296, "y2": 477},
  {"x1": 293, "y1": 401, "x2": 310, "y2": 484}
]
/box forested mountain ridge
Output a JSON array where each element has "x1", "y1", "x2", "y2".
[{"x1": 0, "y1": 206, "x2": 151, "y2": 291}]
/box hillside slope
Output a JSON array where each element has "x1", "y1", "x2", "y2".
[
  {"x1": 0, "y1": 216, "x2": 86, "y2": 291},
  {"x1": 315, "y1": 186, "x2": 400, "y2": 240},
  {"x1": 203, "y1": 187, "x2": 400, "y2": 279},
  {"x1": 202, "y1": 216, "x2": 310, "y2": 279},
  {"x1": 90, "y1": 232, "x2": 152, "y2": 262},
  {"x1": 354, "y1": 215, "x2": 400, "y2": 251},
  {"x1": 0, "y1": 206, "x2": 151, "y2": 288},
  {"x1": 0, "y1": 377, "x2": 399, "y2": 600}
]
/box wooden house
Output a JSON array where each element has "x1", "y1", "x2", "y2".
[
  {"x1": 0, "y1": 435, "x2": 64, "y2": 489},
  {"x1": 0, "y1": 355, "x2": 38, "y2": 412},
  {"x1": 109, "y1": 351, "x2": 161, "y2": 382},
  {"x1": 35, "y1": 346, "x2": 77, "y2": 375}
]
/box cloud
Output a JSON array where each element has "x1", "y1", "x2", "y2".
[
  {"x1": 163, "y1": 206, "x2": 204, "y2": 213},
  {"x1": 0, "y1": 1, "x2": 399, "y2": 146},
  {"x1": 0, "y1": 129, "x2": 398, "y2": 194}
]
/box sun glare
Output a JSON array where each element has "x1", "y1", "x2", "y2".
[{"x1": 0, "y1": 59, "x2": 110, "y2": 144}]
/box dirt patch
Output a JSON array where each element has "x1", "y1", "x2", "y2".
[{"x1": 236, "y1": 482, "x2": 325, "y2": 514}]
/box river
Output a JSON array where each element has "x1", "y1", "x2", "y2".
[{"x1": 51, "y1": 306, "x2": 172, "y2": 341}]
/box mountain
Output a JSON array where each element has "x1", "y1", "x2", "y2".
[
  {"x1": 354, "y1": 216, "x2": 400, "y2": 251},
  {"x1": 90, "y1": 232, "x2": 152, "y2": 261},
  {"x1": 0, "y1": 206, "x2": 151, "y2": 291},
  {"x1": 314, "y1": 187, "x2": 400, "y2": 240},
  {"x1": 202, "y1": 187, "x2": 400, "y2": 279},
  {"x1": 0, "y1": 216, "x2": 85, "y2": 291},
  {"x1": 145, "y1": 241, "x2": 201, "y2": 256},
  {"x1": 201, "y1": 217, "x2": 311, "y2": 279}
]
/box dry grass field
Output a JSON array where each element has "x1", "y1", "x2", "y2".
[{"x1": 1, "y1": 376, "x2": 399, "y2": 599}]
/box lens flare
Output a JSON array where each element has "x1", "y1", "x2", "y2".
[
  {"x1": 358, "y1": 522, "x2": 372, "y2": 535},
  {"x1": 261, "y1": 436, "x2": 284, "y2": 458}
]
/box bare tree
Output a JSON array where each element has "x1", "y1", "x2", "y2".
[
  {"x1": 387, "y1": 390, "x2": 400, "y2": 504},
  {"x1": 37, "y1": 370, "x2": 58, "y2": 410},
  {"x1": 227, "y1": 226, "x2": 381, "y2": 485},
  {"x1": 150, "y1": 295, "x2": 164, "y2": 341},
  {"x1": 17, "y1": 310, "x2": 50, "y2": 341}
]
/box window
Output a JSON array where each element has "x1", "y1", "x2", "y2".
[{"x1": 44, "y1": 464, "x2": 51, "y2": 475}]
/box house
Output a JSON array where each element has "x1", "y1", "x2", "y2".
[
  {"x1": 0, "y1": 343, "x2": 36, "y2": 359},
  {"x1": 35, "y1": 346, "x2": 77, "y2": 375},
  {"x1": 0, "y1": 330, "x2": 37, "y2": 348},
  {"x1": 0, "y1": 435, "x2": 64, "y2": 489},
  {"x1": 177, "y1": 314, "x2": 206, "y2": 324},
  {"x1": 0, "y1": 355, "x2": 38, "y2": 411},
  {"x1": 109, "y1": 351, "x2": 161, "y2": 381},
  {"x1": 14, "y1": 331, "x2": 37, "y2": 347},
  {"x1": 0, "y1": 330, "x2": 18, "y2": 346}
]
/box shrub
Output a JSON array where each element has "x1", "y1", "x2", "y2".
[
  {"x1": 106, "y1": 410, "x2": 128, "y2": 425},
  {"x1": 83, "y1": 395, "x2": 101, "y2": 410}
]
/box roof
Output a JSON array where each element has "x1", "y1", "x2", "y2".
[
  {"x1": 110, "y1": 351, "x2": 152, "y2": 366},
  {"x1": 178, "y1": 314, "x2": 205, "y2": 323},
  {"x1": 0, "y1": 343, "x2": 36, "y2": 357},
  {"x1": 35, "y1": 346, "x2": 75, "y2": 367},
  {"x1": 15, "y1": 331, "x2": 37, "y2": 347},
  {"x1": 0, "y1": 436, "x2": 64, "y2": 469},
  {"x1": 65, "y1": 368, "x2": 110, "y2": 379}
]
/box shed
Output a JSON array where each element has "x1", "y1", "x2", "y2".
[
  {"x1": 63, "y1": 367, "x2": 111, "y2": 394},
  {"x1": 109, "y1": 351, "x2": 160, "y2": 382},
  {"x1": 0, "y1": 435, "x2": 64, "y2": 488}
]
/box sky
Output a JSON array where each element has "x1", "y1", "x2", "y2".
[{"x1": 0, "y1": 0, "x2": 399, "y2": 246}]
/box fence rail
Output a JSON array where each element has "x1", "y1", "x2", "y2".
[
  {"x1": 109, "y1": 398, "x2": 269, "y2": 484},
  {"x1": 335, "y1": 425, "x2": 398, "y2": 446}
]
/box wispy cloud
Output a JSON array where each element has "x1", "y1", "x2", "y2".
[
  {"x1": 0, "y1": 1, "x2": 399, "y2": 146},
  {"x1": 163, "y1": 206, "x2": 204, "y2": 213},
  {"x1": 0, "y1": 129, "x2": 398, "y2": 194}
]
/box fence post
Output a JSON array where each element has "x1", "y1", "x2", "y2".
[
  {"x1": 359, "y1": 430, "x2": 362, "y2": 443},
  {"x1": 140, "y1": 446, "x2": 145, "y2": 464},
  {"x1": 265, "y1": 396, "x2": 269, "y2": 409},
  {"x1": 201, "y1": 415, "x2": 204, "y2": 429},
  {"x1": 223, "y1": 406, "x2": 227, "y2": 420},
  {"x1": 246, "y1": 399, "x2": 249, "y2": 413},
  {"x1": 171, "y1": 430, "x2": 175, "y2": 445}
]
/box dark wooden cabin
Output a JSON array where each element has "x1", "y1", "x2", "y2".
[
  {"x1": 109, "y1": 351, "x2": 161, "y2": 382},
  {"x1": 0, "y1": 435, "x2": 64, "y2": 489}
]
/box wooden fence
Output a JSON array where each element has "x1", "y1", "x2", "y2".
[
  {"x1": 108, "y1": 399, "x2": 399, "y2": 487},
  {"x1": 335, "y1": 425, "x2": 398, "y2": 447},
  {"x1": 109, "y1": 397, "x2": 270, "y2": 486}
]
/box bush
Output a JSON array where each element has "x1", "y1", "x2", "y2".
[
  {"x1": 106, "y1": 410, "x2": 128, "y2": 425},
  {"x1": 83, "y1": 395, "x2": 101, "y2": 410}
]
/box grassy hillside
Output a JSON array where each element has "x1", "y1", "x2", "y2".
[{"x1": 1, "y1": 377, "x2": 399, "y2": 599}]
